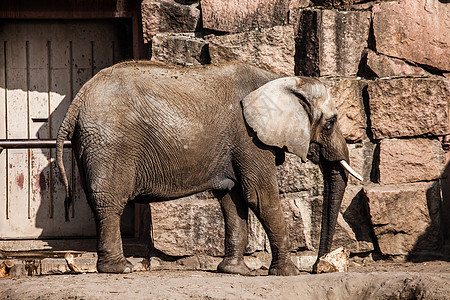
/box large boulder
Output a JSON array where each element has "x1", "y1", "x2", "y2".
[
  {"x1": 150, "y1": 193, "x2": 225, "y2": 256},
  {"x1": 339, "y1": 186, "x2": 374, "y2": 253},
  {"x1": 281, "y1": 192, "x2": 322, "y2": 252},
  {"x1": 364, "y1": 182, "x2": 443, "y2": 256},
  {"x1": 151, "y1": 33, "x2": 209, "y2": 66},
  {"x1": 208, "y1": 25, "x2": 295, "y2": 75},
  {"x1": 346, "y1": 140, "x2": 375, "y2": 186},
  {"x1": 141, "y1": 0, "x2": 200, "y2": 41},
  {"x1": 277, "y1": 154, "x2": 322, "y2": 195},
  {"x1": 377, "y1": 138, "x2": 445, "y2": 185},
  {"x1": 295, "y1": 8, "x2": 370, "y2": 76},
  {"x1": 372, "y1": 0, "x2": 450, "y2": 72},
  {"x1": 362, "y1": 50, "x2": 431, "y2": 78},
  {"x1": 323, "y1": 78, "x2": 368, "y2": 143},
  {"x1": 368, "y1": 78, "x2": 450, "y2": 139},
  {"x1": 201, "y1": 0, "x2": 290, "y2": 33}
]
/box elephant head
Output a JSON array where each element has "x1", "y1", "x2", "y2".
[{"x1": 241, "y1": 76, "x2": 362, "y2": 271}]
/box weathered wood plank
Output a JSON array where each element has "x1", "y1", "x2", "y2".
[
  {"x1": 27, "y1": 38, "x2": 51, "y2": 234},
  {"x1": 6, "y1": 41, "x2": 28, "y2": 139},
  {"x1": 6, "y1": 149, "x2": 34, "y2": 238},
  {"x1": 48, "y1": 33, "x2": 75, "y2": 228},
  {"x1": 92, "y1": 23, "x2": 115, "y2": 75},
  {"x1": 0, "y1": 40, "x2": 6, "y2": 139},
  {"x1": 30, "y1": 148, "x2": 50, "y2": 225},
  {"x1": 0, "y1": 39, "x2": 7, "y2": 229},
  {"x1": 28, "y1": 39, "x2": 49, "y2": 139},
  {"x1": 49, "y1": 41, "x2": 71, "y2": 139},
  {"x1": 72, "y1": 30, "x2": 93, "y2": 95},
  {"x1": 0, "y1": 149, "x2": 7, "y2": 229},
  {"x1": 48, "y1": 38, "x2": 73, "y2": 227},
  {"x1": 66, "y1": 24, "x2": 95, "y2": 235}
]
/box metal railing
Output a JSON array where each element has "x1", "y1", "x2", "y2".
[
  {"x1": 1, "y1": 139, "x2": 449, "y2": 152},
  {"x1": 0, "y1": 139, "x2": 72, "y2": 153}
]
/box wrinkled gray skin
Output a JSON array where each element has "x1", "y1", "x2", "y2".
[{"x1": 56, "y1": 61, "x2": 349, "y2": 276}]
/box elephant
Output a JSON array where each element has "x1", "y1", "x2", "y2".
[{"x1": 56, "y1": 61, "x2": 362, "y2": 276}]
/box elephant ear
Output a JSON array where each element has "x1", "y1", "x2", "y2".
[{"x1": 242, "y1": 77, "x2": 325, "y2": 162}]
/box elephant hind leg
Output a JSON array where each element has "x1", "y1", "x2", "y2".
[
  {"x1": 215, "y1": 187, "x2": 251, "y2": 275},
  {"x1": 90, "y1": 192, "x2": 133, "y2": 274}
]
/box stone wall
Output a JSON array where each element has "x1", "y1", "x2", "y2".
[{"x1": 140, "y1": 0, "x2": 450, "y2": 269}]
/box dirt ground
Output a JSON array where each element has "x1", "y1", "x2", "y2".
[{"x1": 1, "y1": 260, "x2": 449, "y2": 300}]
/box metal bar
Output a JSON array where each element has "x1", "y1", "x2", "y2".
[{"x1": 0, "y1": 139, "x2": 72, "y2": 149}]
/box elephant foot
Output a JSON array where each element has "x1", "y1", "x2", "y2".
[
  {"x1": 217, "y1": 257, "x2": 251, "y2": 275},
  {"x1": 269, "y1": 260, "x2": 299, "y2": 276},
  {"x1": 97, "y1": 257, "x2": 134, "y2": 274}
]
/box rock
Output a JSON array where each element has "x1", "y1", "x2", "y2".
[
  {"x1": 178, "y1": 255, "x2": 219, "y2": 271},
  {"x1": 64, "y1": 253, "x2": 82, "y2": 274},
  {"x1": 150, "y1": 193, "x2": 225, "y2": 256},
  {"x1": 364, "y1": 182, "x2": 443, "y2": 256},
  {"x1": 368, "y1": 78, "x2": 450, "y2": 139},
  {"x1": 372, "y1": 0, "x2": 450, "y2": 72},
  {"x1": 316, "y1": 247, "x2": 350, "y2": 273},
  {"x1": 148, "y1": 257, "x2": 161, "y2": 269},
  {"x1": 323, "y1": 78, "x2": 368, "y2": 143},
  {"x1": 208, "y1": 25, "x2": 295, "y2": 75},
  {"x1": 377, "y1": 138, "x2": 445, "y2": 184},
  {"x1": 201, "y1": 0, "x2": 290, "y2": 33},
  {"x1": 362, "y1": 50, "x2": 430, "y2": 78},
  {"x1": 141, "y1": 0, "x2": 200, "y2": 41},
  {"x1": 150, "y1": 193, "x2": 267, "y2": 256},
  {"x1": 289, "y1": 1, "x2": 313, "y2": 24},
  {"x1": 245, "y1": 211, "x2": 267, "y2": 254},
  {"x1": 0, "y1": 261, "x2": 10, "y2": 278},
  {"x1": 346, "y1": 140, "x2": 375, "y2": 186},
  {"x1": 292, "y1": 254, "x2": 317, "y2": 271},
  {"x1": 151, "y1": 33, "x2": 209, "y2": 66},
  {"x1": 294, "y1": 8, "x2": 370, "y2": 76},
  {"x1": 332, "y1": 214, "x2": 361, "y2": 253},
  {"x1": 4, "y1": 260, "x2": 14, "y2": 269},
  {"x1": 280, "y1": 189, "x2": 373, "y2": 254},
  {"x1": 277, "y1": 154, "x2": 322, "y2": 195},
  {"x1": 280, "y1": 192, "x2": 322, "y2": 251},
  {"x1": 243, "y1": 255, "x2": 264, "y2": 271},
  {"x1": 340, "y1": 187, "x2": 374, "y2": 253},
  {"x1": 333, "y1": 211, "x2": 374, "y2": 254}
]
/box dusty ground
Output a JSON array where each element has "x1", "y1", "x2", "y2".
[{"x1": 1, "y1": 260, "x2": 449, "y2": 299}]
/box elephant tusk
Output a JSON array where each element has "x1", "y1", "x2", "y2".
[{"x1": 339, "y1": 160, "x2": 363, "y2": 181}]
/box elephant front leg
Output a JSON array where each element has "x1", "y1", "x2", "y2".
[
  {"x1": 91, "y1": 194, "x2": 133, "y2": 273},
  {"x1": 247, "y1": 187, "x2": 299, "y2": 276},
  {"x1": 215, "y1": 188, "x2": 251, "y2": 275}
]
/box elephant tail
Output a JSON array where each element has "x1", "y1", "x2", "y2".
[{"x1": 56, "y1": 94, "x2": 83, "y2": 222}]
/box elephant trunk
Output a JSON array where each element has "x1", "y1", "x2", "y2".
[{"x1": 313, "y1": 160, "x2": 348, "y2": 272}]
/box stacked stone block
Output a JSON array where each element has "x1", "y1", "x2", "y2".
[{"x1": 140, "y1": 0, "x2": 450, "y2": 267}]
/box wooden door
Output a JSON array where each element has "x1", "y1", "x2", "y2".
[{"x1": 0, "y1": 19, "x2": 132, "y2": 239}]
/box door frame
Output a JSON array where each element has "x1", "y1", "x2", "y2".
[{"x1": 0, "y1": 0, "x2": 146, "y2": 241}]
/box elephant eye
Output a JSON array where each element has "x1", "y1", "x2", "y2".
[{"x1": 323, "y1": 117, "x2": 336, "y2": 132}]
